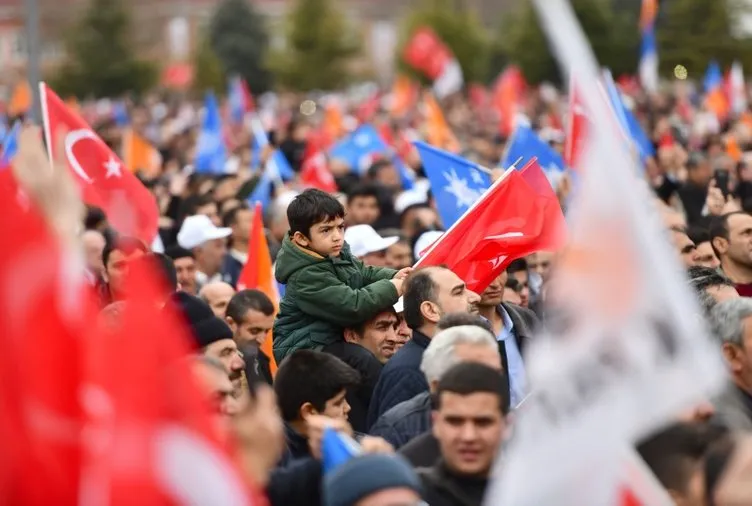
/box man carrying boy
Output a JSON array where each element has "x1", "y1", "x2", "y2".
[{"x1": 273, "y1": 189, "x2": 411, "y2": 363}]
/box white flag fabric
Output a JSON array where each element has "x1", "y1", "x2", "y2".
[{"x1": 483, "y1": 1, "x2": 725, "y2": 505}]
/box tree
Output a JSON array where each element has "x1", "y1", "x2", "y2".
[
  {"x1": 496, "y1": 0, "x2": 639, "y2": 84},
  {"x1": 209, "y1": 0, "x2": 272, "y2": 94},
  {"x1": 51, "y1": 0, "x2": 157, "y2": 98},
  {"x1": 192, "y1": 35, "x2": 226, "y2": 95},
  {"x1": 658, "y1": 0, "x2": 752, "y2": 77},
  {"x1": 269, "y1": 0, "x2": 360, "y2": 91},
  {"x1": 399, "y1": 0, "x2": 491, "y2": 83}
]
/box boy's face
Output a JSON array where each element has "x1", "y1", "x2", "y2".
[
  {"x1": 293, "y1": 217, "x2": 346, "y2": 257},
  {"x1": 320, "y1": 389, "x2": 351, "y2": 422}
]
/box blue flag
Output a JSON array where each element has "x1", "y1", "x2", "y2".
[
  {"x1": 330, "y1": 125, "x2": 413, "y2": 189},
  {"x1": 321, "y1": 427, "x2": 361, "y2": 474},
  {"x1": 0, "y1": 121, "x2": 20, "y2": 168},
  {"x1": 228, "y1": 77, "x2": 246, "y2": 124},
  {"x1": 414, "y1": 141, "x2": 491, "y2": 228},
  {"x1": 112, "y1": 101, "x2": 129, "y2": 127},
  {"x1": 704, "y1": 60, "x2": 723, "y2": 93},
  {"x1": 194, "y1": 92, "x2": 227, "y2": 175},
  {"x1": 248, "y1": 172, "x2": 273, "y2": 210},
  {"x1": 501, "y1": 124, "x2": 566, "y2": 179},
  {"x1": 602, "y1": 70, "x2": 655, "y2": 162},
  {"x1": 250, "y1": 116, "x2": 294, "y2": 181}
]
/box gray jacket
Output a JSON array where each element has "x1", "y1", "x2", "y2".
[{"x1": 713, "y1": 382, "x2": 752, "y2": 431}]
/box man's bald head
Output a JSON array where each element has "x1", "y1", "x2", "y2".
[{"x1": 199, "y1": 282, "x2": 236, "y2": 317}]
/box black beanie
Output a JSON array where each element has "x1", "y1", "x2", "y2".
[{"x1": 168, "y1": 292, "x2": 234, "y2": 348}]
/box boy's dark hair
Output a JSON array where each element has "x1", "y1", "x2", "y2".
[
  {"x1": 435, "y1": 362, "x2": 509, "y2": 415},
  {"x1": 226, "y1": 289, "x2": 275, "y2": 321},
  {"x1": 437, "y1": 312, "x2": 494, "y2": 336},
  {"x1": 403, "y1": 266, "x2": 444, "y2": 330},
  {"x1": 102, "y1": 236, "x2": 148, "y2": 268},
  {"x1": 222, "y1": 202, "x2": 251, "y2": 228},
  {"x1": 287, "y1": 189, "x2": 345, "y2": 238},
  {"x1": 346, "y1": 183, "x2": 380, "y2": 205},
  {"x1": 687, "y1": 225, "x2": 711, "y2": 246},
  {"x1": 637, "y1": 422, "x2": 723, "y2": 496},
  {"x1": 274, "y1": 350, "x2": 361, "y2": 422}
]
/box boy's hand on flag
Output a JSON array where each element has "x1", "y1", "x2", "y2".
[
  {"x1": 359, "y1": 436, "x2": 394, "y2": 455},
  {"x1": 393, "y1": 267, "x2": 413, "y2": 280},
  {"x1": 306, "y1": 415, "x2": 354, "y2": 460}
]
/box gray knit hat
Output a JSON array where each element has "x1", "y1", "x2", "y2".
[{"x1": 323, "y1": 454, "x2": 422, "y2": 506}]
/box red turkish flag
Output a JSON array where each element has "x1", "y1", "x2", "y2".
[
  {"x1": 301, "y1": 151, "x2": 337, "y2": 192},
  {"x1": 416, "y1": 159, "x2": 566, "y2": 294},
  {"x1": 41, "y1": 83, "x2": 159, "y2": 244},
  {"x1": 493, "y1": 66, "x2": 528, "y2": 137},
  {"x1": 82, "y1": 257, "x2": 258, "y2": 505},
  {"x1": 0, "y1": 168, "x2": 99, "y2": 503},
  {"x1": 564, "y1": 75, "x2": 589, "y2": 171},
  {"x1": 403, "y1": 27, "x2": 452, "y2": 80}
]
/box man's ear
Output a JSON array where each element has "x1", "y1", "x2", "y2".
[
  {"x1": 712, "y1": 236, "x2": 729, "y2": 256},
  {"x1": 343, "y1": 328, "x2": 359, "y2": 344},
  {"x1": 420, "y1": 300, "x2": 441, "y2": 324},
  {"x1": 300, "y1": 402, "x2": 317, "y2": 421},
  {"x1": 722, "y1": 342, "x2": 743, "y2": 373},
  {"x1": 226, "y1": 316, "x2": 237, "y2": 334},
  {"x1": 292, "y1": 231, "x2": 310, "y2": 248}
]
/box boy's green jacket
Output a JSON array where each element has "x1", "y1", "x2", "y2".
[{"x1": 272, "y1": 235, "x2": 399, "y2": 364}]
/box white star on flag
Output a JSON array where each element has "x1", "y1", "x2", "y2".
[
  {"x1": 103, "y1": 156, "x2": 122, "y2": 179},
  {"x1": 443, "y1": 168, "x2": 483, "y2": 208},
  {"x1": 470, "y1": 168, "x2": 485, "y2": 185}
]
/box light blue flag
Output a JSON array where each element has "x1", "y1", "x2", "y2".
[
  {"x1": 414, "y1": 141, "x2": 492, "y2": 228},
  {"x1": 0, "y1": 121, "x2": 20, "y2": 168},
  {"x1": 194, "y1": 92, "x2": 227, "y2": 174},
  {"x1": 321, "y1": 427, "x2": 361, "y2": 474},
  {"x1": 501, "y1": 124, "x2": 566, "y2": 181},
  {"x1": 250, "y1": 115, "x2": 294, "y2": 181}
]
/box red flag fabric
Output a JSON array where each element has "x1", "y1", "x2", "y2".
[
  {"x1": 241, "y1": 79, "x2": 256, "y2": 113},
  {"x1": 301, "y1": 151, "x2": 337, "y2": 193},
  {"x1": 41, "y1": 83, "x2": 159, "y2": 244},
  {"x1": 564, "y1": 76, "x2": 589, "y2": 170},
  {"x1": 0, "y1": 168, "x2": 97, "y2": 503},
  {"x1": 493, "y1": 66, "x2": 528, "y2": 137},
  {"x1": 81, "y1": 257, "x2": 255, "y2": 505},
  {"x1": 403, "y1": 27, "x2": 452, "y2": 80},
  {"x1": 416, "y1": 159, "x2": 566, "y2": 294}
]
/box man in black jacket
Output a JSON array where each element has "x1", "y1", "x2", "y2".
[
  {"x1": 226, "y1": 289, "x2": 276, "y2": 385},
  {"x1": 367, "y1": 266, "x2": 481, "y2": 427},
  {"x1": 417, "y1": 362, "x2": 509, "y2": 506},
  {"x1": 370, "y1": 319, "x2": 500, "y2": 450}
]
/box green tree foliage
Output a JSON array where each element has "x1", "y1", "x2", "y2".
[
  {"x1": 269, "y1": 0, "x2": 360, "y2": 91},
  {"x1": 497, "y1": 0, "x2": 639, "y2": 84},
  {"x1": 192, "y1": 36, "x2": 226, "y2": 95},
  {"x1": 399, "y1": 0, "x2": 491, "y2": 83},
  {"x1": 51, "y1": 0, "x2": 157, "y2": 98},
  {"x1": 209, "y1": 0, "x2": 272, "y2": 94},
  {"x1": 658, "y1": 0, "x2": 752, "y2": 77}
]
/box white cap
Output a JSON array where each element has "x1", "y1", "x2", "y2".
[
  {"x1": 394, "y1": 297, "x2": 404, "y2": 313},
  {"x1": 414, "y1": 230, "x2": 444, "y2": 260},
  {"x1": 345, "y1": 225, "x2": 399, "y2": 257},
  {"x1": 394, "y1": 189, "x2": 428, "y2": 214},
  {"x1": 177, "y1": 214, "x2": 232, "y2": 250}
]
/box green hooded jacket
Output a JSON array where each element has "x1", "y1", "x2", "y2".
[{"x1": 272, "y1": 235, "x2": 399, "y2": 363}]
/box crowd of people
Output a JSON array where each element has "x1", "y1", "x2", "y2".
[{"x1": 6, "y1": 47, "x2": 752, "y2": 503}]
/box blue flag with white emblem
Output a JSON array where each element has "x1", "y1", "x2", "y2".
[
  {"x1": 501, "y1": 124, "x2": 566, "y2": 187},
  {"x1": 0, "y1": 121, "x2": 20, "y2": 168},
  {"x1": 414, "y1": 141, "x2": 492, "y2": 228},
  {"x1": 194, "y1": 92, "x2": 227, "y2": 175},
  {"x1": 330, "y1": 125, "x2": 414, "y2": 189}
]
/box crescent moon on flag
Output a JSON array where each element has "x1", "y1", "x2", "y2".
[{"x1": 64, "y1": 129, "x2": 96, "y2": 184}]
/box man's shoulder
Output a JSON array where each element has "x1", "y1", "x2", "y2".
[
  {"x1": 381, "y1": 341, "x2": 425, "y2": 371},
  {"x1": 380, "y1": 392, "x2": 431, "y2": 421},
  {"x1": 503, "y1": 302, "x2": 540, "y2": 330}
]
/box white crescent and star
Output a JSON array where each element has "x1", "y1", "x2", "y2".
[{"x1": 64, "y1": 129, "x2": 122, "y2": 183}]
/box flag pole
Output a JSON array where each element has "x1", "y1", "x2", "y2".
[{"x1": 475, "y1": 156, "x2": 523, "y2": 175}]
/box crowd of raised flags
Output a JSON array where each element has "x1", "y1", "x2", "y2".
[{"x1": 2, "y1": 0, "x2": 752, "y2": 503}]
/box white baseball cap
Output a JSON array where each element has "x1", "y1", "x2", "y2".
[
  {"x1": 394, "y1": 297, "x2": 404, "y2": 313},
  {"x1": 345, "y1": 224, "x2": 399, "y2": 258},
  {"x1": 177, "y1": 214, "x2": 232, "y2": 250},
  {"x1": 413, "y1": 230, "x2": 444, "y2": 260}
]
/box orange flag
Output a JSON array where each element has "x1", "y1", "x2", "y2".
[
  {"x1": 423, "y1": 92, "x2": 460, "y2": 152},
  {"x1": 390, "y1": 75, "x2": 418, "y2": 118},
  {"x1": 237, "y1": 202, "x2": 278, "y2": 375},
  {"x1": 8, "y1": 80, "x2": 32, "y2": 117},
  {"x1": 122, "y1": 128, "x2": 163, "y2": 178},
  {"x1": 324, "y1": 102, "x2": 345, "y2": 142}
]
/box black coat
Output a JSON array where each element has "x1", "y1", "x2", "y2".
[
  {"x1": 369, "y1": 391, "x2": 431, "y2": 449},
  {"x1": 367, "y1": 331, "x2": 431, "y2": 428},
  {"x1": 323, "y1": 341, "x2": 383, "y2": 433},
  {"x1": 268, "y1": 424, "x2": 322, "y2": 506},
  {"x1": 418, "y1": 461, "x2": 489, "y2": 506},
  {"x1": 399, "y1": 431, "x2": 441, "y2": 468}
]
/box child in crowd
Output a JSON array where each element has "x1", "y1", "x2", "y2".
[{"x1": 273, "y1": 189, "x2": 410, "y2": 363}]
